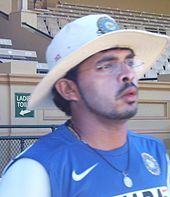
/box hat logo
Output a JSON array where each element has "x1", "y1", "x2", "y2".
[
  {"x1": 97, "y1": 16, "x2": 119, "y2": 35},
  {"x1": 54, "y1": 54, "x2": 61, "y2": 62},
  {"x1": 141, "y1": 153, "x2": 160, "y2": 176}
]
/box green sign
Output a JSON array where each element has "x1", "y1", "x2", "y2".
[{"x1": 15, "y1": 93, "x2": 34, "y2": 118}]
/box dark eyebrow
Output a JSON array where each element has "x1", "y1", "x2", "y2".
[
  {"x1": 126, "y1": 54, "x2": 135, "y2": 59},
  {"x1": 96, "y1": 56, "x2": 116, "y2": 64},
  {"x1": 96, "y1": 53, "x2": 135, "y2": 64}
]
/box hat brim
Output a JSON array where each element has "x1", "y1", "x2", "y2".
[{"x1": 28, "y1": 30, "x2": 170, "y2": 110}]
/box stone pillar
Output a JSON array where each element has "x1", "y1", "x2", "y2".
[{"x1": 21, "y1": 0, "x2": 28, "y2": 10}]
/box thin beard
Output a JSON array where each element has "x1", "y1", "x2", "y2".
[{"x1": 76, "y1": 81, "x2": 138, "y2": 120}]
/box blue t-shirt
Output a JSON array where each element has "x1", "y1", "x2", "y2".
[{"x1": 10, "y1": 124, "x2": 169, "y2": 197}]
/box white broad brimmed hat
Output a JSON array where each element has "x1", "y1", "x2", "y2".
[{"x1": 28, "y1": 14, "x2": 170, "y2": 110}]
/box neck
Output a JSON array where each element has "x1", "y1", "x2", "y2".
[{"x1": 70, "y1": 116, "x2": 128, "y2": 150}]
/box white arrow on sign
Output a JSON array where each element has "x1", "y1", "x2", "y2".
[{"x1": 19, "y1": 109, "x2": 31, "y2": 116}]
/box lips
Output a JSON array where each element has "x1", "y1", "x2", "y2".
[{"x1": 119, "y1": 87, "x2": 138, "y2": 103}]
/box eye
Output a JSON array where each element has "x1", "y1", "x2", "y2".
[
  {"x1": 96, "y1": 64, "x2": 113, "y2": 71},
  {"x1": 126, "y1": 59, "x2": 134, "y2": 67}
]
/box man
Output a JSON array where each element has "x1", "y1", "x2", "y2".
[{"x1": 0, "y1": 14, "x2": 170, "y2": 197}]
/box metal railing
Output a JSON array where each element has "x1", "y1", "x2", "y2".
[
  {"x1": 22, "y1": 22, "x2": 53, "y2": 39},
  {"x1": 0, "y1": 125, "x2": 57, "y2": 175}
]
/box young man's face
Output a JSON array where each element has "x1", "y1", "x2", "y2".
[{"x1": 75, "y1": 48, "x2": 139, "y2": 120}]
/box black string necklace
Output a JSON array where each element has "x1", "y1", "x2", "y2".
[{"x1": 66, "y1": 121, "x2": 133, "y2": 188}]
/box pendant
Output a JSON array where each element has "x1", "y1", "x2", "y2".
[{"x1": 123, "y1": 175, "x2": 133, "y2": 188}]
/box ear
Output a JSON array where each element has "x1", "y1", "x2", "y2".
[{"x1": 54, "y1": 79, "x2": 79, "y2": 101}]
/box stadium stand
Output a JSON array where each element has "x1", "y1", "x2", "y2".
[
  {"x1": 0, "y1": 39, "x2": 12, "y2": 48},
  {"x1": 38, "y1": 2, "x2": 170, "y2": 35},
  {"x1": 0, "y1": 48, "x2": 37, "y2": 62},
  {"x1": 0, "y1": 38, "x2": 37, "y2": 62},
  {"x1": 1, "y1": 1, "x2": 169, "y2": 77},
  {"x1": 0, "y1": 38, "x2": 49, "y2": 73},
  {"x1": 34, "y1": 1, "x2": 170, "y2": 79}
]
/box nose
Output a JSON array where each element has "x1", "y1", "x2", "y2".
[{"x1": 118, "y1": 64, "x2": 136, "y2": 83}]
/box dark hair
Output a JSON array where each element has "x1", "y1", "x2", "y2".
[{"x1": 52, "y1": 65, "x2": 79, "y2": 116}]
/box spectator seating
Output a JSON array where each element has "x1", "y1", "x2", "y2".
[
  {"x1": 34, "y1": 2, "x2": 170, "y2": 79},
  {"x1": 0, "y1": 38, "x2": 48, "y2": 73},
  {"x1": 0, "y1": 40, "x2": 37, "y2": 62},
  {"x1": 36, "y1": 2, "x2": 170, "y2": 37},
  {"x1": 0, "y1": 39, "x2": 12, "y2": 48}
]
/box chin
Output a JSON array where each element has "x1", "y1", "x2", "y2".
[
  {"x1": 106, "y1": 107, "x2": 137, "y2": 120},
  {"x1": 126, "y1": 108, "x2": 138, "y2": 119},
  {"x1": 119, "y1": 106, "x2": 138, "y2": 119}
]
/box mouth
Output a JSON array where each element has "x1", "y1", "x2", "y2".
[{"x1": 119, "y1": 87, "x2": 138, "y2": 103}]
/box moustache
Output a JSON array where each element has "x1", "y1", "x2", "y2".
[{"x1": 116, "y1": 82, "x2": 138, "y2": 97}]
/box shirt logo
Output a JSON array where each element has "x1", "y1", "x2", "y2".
[
  {"x1": 141, "y1": 153, "x2": 160, "y2": 175},
  {"x1": 72, "y1": 163, "x2": 98, "y2": 181}
]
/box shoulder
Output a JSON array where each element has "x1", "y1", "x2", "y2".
[
  {"x1": 13, "y1": 123, "x2": 79, "y2": 168},
  {"x1": 128, "y1": 131, "x2": 166, "y2": 150},
  {"x1": 3, "y1": 123, "x2": 80, "y2": 176},
  {"x1": 25, "y1": 123, "x2": 77, "y2": 154},
  {"x1": 129, "y1": 130, "x2": 164, "y2": 143},
  {"x1": 0, "y1": 158, "x2": 51, "y2": 197}
]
